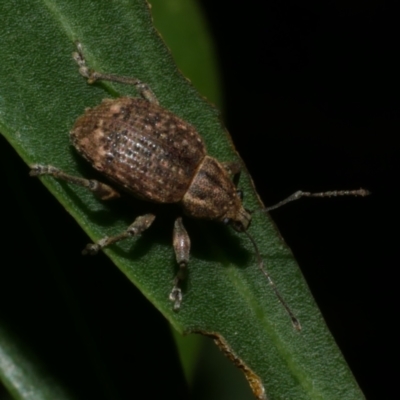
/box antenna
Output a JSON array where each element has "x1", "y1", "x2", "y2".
[
  {"x1": 263, "y1": 188, "x2": 370, "y2": 213},
  {"x1": 248, "y1": 187, "x2": 370, "y2": 330},
  {"x1": 244, "y1": 230, "x2": 302, "y2": 331}
]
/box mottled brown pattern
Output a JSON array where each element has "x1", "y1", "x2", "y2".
[
  {"x1": 181, "y1": 156, "x2": 243, "y2": 222},
  {"x1": 71, "y1": 97, "x2": 206, "y2": 203}
]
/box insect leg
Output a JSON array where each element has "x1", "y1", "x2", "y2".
[
  {"x1": 170, "y1": 217, "x2": 190, "y2": 311},
  {"x1": 72, "y1": 41, "x2": 158, "y2": 104},
  {"x1": 30, "y1": 164, "x2": 120, "y2": 200},
  {"x1": 82, "y1": 214, "x2": 155, "y2": 255},
  {"x1": 221, "y1": 161, "x2": 241, "y2": 186}
]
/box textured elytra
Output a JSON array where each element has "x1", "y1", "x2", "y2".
[{"x1": 71, "y1": 97, "x2": 206, "y2": 203}]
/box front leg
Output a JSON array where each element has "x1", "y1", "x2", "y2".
[
  {"x1": 221, "y1": 161, "x2": 244, "y2": 200},
  {"x1": 170, "y1": 217, "x2": 190, "y2": 311},
  {"x1": 222, "y1": 161, "x2": 241, "y2": 186}
]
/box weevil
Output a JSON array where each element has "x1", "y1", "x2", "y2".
[{"x1": 30, "y1": 43, "x2": 369, "y2": 329}]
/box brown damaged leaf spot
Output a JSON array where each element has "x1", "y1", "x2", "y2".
[{"x1": 193, "y1": 330, "x2": 267, "y2": 400}]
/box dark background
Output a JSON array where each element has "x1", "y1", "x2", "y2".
[{"x1": 198, "y1": 0, "x2": 398, "y2": 398}]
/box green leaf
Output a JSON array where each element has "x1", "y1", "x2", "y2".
[
  {"x1": 150, "y1": 0, "x2": 222, "y2": 108},
  {"x1": 0, "y1": 0, "x2": 365, "y2": 399},
  {"x1": 0, "y1": 323, "x2": 73, "y2": 400}
]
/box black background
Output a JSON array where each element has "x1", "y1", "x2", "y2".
[{"x1": 198, "y1": 0, "x2": 398, "y2": 398}]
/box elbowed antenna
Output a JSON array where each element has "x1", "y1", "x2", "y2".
[
  {"x1": 245, "y1": 187, "x2": 370, "y2": 330},
  {"x1": 244, "y1": 230, "x2": 302, "y2": 331}
]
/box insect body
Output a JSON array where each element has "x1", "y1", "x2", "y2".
[
  {"x1": 71, "y1": 96, "x2": 250, "y2": 229},
  {"x1": 31, "y1": 42, "x2": 252, "y2": 316},
  {"x1": 30, "y1": 43, "x2": 369, "y2": 329}
]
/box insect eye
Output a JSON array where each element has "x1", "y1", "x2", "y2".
[{"x1": 236, "y1": 189, "x2": 243, "y2": 200}]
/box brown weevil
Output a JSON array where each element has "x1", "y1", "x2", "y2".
[{"x1": 30, "y1": 42, "x2": 369, "y2": 330}]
